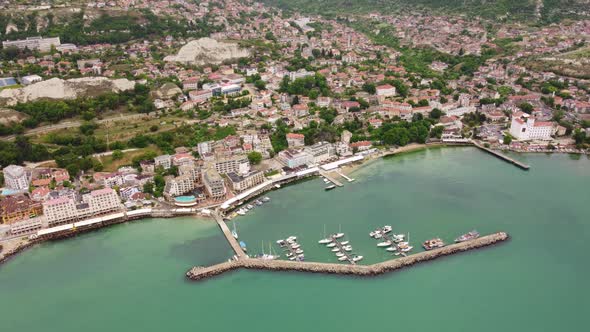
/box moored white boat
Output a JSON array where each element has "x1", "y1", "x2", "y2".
[
  {"x1": 377, "y1": 241, "x2": 392, "y2": 247},
  {"x1": 318, "y1": 238, "x2": 332, "y2": 244},
  {"x1": 338, "y1": 256, "x2": 348, "y2": 261},
  {"x1": 340, "y1": 241, "x2": 349, "y2": 245},
  {"x1": 386, "y1": 246, "x2": 397, "y2": 252},
  {"x1": 326, "y1": 243, "x2": 336, "y2": 248},
  {"x1": 332, "y1": 233, "x2": 344, "y2": 239},
  {"x1": 331, "y1": 247, "x2": 340, "y2": 252},
  {"x1": 352, "y1": 255, "x2": 363, "y2": 262}
]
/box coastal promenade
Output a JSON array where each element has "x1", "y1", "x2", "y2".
[
  {"x1": 212, "y1": 211, "x2": 247, "y2": 258},
  {"x1": 186, "y1": 232, "x2": 509, "y2": 281}
]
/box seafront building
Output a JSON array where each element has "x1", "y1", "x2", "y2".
[
  {"x1": 225, "y1": 171, "x2": 265, "y2": 192},
  {"x1": 42, "y1": 188, "x2": 122, "y2": 226},
  {"x1": 277, "y1": 149, "x2": 313, "y2": 169},
  {"x1": 509, "y1": 112, "x2": 554, "y2": 141}
]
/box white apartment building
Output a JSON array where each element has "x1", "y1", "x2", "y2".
[
  {"x1": 376, "y1": 84, "x2": 396, "y2": 97},
  {"x1": 2, "y1": 36, "x2": 61, "y2": 52},
  {"x1": 164, "y1": 175, "x2": 196, "y2": 197},
  {"x1": 42, "y1": 188, "x2": 121, "y2": 226},
  {"x1": 2, "y1": 165, "x2": 30, "y2": 191},
  {"x1": 42, "y1": 197, "x2": 78, "y2": 226},
  {"x1": 202, "y1": 169, "x2": 226, "y2": 199},
  {"x1": 304, "y1": 142, "x2": 336, "y2": 164},
  {"x1": 289, "y1": 69, "x2": 314, "y2": 81},
  {"x1": 226, "y1": 171, "x2": 265, "y2": 192},
  {"x1": 277, "y1": 150, "x2": 313, "y2": 169},
  {"x1": 198, "y1": 141, "x2": 213, "y2": 156},
  {"x1": 154, "y1": 155, "x2": 172, "y2": 170},
  {"x1": 213, "y1": 155, "x2": 250, "y2": 175},
  {"x1": 509, "y1": 112, "x2": 554, "y2": 141},
  {"x1": 286, "y1": 133, "x2": 305, "y2": 148}
]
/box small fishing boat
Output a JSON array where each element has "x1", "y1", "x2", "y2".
[
  {"x1": 343, "y1": 245, "x2": 352, "y2": 251},
  {"x1": 255, "y1": 200, "x2": 263, "y2": 206},
  {"x1": 352, "y1": 255, "x2": 363, "y2": 262},
  {"x1": 340, "y1": 241, "x2": 349, "y2": 245},
  {"x1": 377, "y1": 241, "x2": 392, "y2": 247},
  {"x1": 239, "y1": 241, "x2": 247, "y2": 252},
  {"x1": 247, "y1": 204, "x2": 254, "y2": 209},
  {"x1": 338, "y1": 256, "x2": 348, "y2": 261},
  {"x1": 386, "y1": 246, "x2": 397, "y2": 252},
  {"x1": 374, "y1": 232, "x2": 383, "y2": 239},
  {"x1": 331, "y1": 248, "x2": 340, "y2": 252},
  {"x1": 295, "y1": 249, "x2": 304, "y2": 254},
  {"x1": 287, "y1": 236, "x2": 297, "y2": 242},
  {"x1": 325, "y1": 185, "x2": 336, "y2": 191},
  {"x1": 332, "y1": 233, "x2": 344, "y2": 239},
  {"x1": 291, "y1": 243, "x2": 301, "y2": 249},
  {"x1": 335, "y1": 252, "x2": 345, "y2": 257},
  {"x1": 262, "y1": 196, "x2": 271, "y2": 202},
  {"x1": 326, "y1": 242, "x2": 336, "y2": 248},
  {"x1": 318, "y1": 238, "x2": 332, "y2": 244},
  {"x1": 382, "y1": 225, "x2": 392, "y2": 233},
  {"x1": 276, "y1": 239, "x2": 286, "y2": 247}
]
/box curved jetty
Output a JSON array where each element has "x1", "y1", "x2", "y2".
[{"x1": 187, "y1": 232, "x2": 509, "y2": 281}]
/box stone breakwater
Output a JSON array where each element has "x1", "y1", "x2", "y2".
[{"x1": 186, "y1": 232, "x2": 509, "y2": 281}]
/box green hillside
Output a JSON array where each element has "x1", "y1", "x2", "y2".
[{"x1": 262, "y1": 0, "x2": 588, "y2": 23}]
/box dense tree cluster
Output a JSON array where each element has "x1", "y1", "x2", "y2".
[{"x1": 279, "y1": 74, "x2": 330, "y2": 98}]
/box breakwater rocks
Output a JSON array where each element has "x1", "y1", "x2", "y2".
[{"x1": 186, "y1": 232, "x2": 509, "y2": 281}]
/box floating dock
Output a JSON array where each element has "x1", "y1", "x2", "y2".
[
  {"x1": 473, "y1": 142, "x2": 530, "y2": 170},
  {"x1": 187, "y1": 232, "x2": 509, "y2": 281}
]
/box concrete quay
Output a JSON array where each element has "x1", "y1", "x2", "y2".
[
  {"x1": 473, "y1": 142, "x2": 530, "y2": 170},
  {"x1": 319, "y1": 170, "x2": 343, "y2": 187},
  {"x1": 186, "y1": 232, "x2": 509, "y2": 281},
  {"x1": 212, "y1": 211, "x2": 247, "y2": 259}
]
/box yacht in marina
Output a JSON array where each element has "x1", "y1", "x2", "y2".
[
  {"x1": 338, "y1": 256, "x2": 348, "y2": 261},
  {"x1": 455, "y1": 230, "x2": 480, "y2": 243},
  {"x1": 386, "y1": 246, "x2": 397, "y2": 252},
  {"x1": 352, "y1": 255, "x2": 363, "y2": 262},
  {"x1": 331, "y1": 247, "x2": 340, "y2": 252},
  {"x1": 326, "y1": 242, "x2": 336, "y2": 248},
  {"x1": 377, "y1": 241, "x2": 392, "y2": 247},
  {"x1": 262, "y1": 197, "x2": 271, "y2": 202}
]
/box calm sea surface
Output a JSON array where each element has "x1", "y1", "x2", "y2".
[{"x1": 1, "y1": 147, "x2": 589, "y2": 331}]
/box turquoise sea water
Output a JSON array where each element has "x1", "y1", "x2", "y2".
[{"x1": 1, "y1": 147, "x2": 589, "y2": 331}]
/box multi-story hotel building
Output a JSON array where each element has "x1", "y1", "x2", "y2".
[
  {"x1": 509, "y1": 112, "x2": 554, "y2": 141},
  {"x1": 2, "y1": 165, "x2": 30, "y2": 191},
  {"x1": 202, "y1": 169, "x2": 226, "y2": 199},
  {"x1": 213, "y1": 155, "x2": 250, "y2": 175},
  {"x1": 226, "y1": 171, "x2": 265, "y2": 192},
  {"x1": 42, "y1": 188, "x2": 122, "y2": 226}
]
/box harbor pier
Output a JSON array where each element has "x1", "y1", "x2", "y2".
[
  {"x1": 212, "y1": 211, "x2": 247, "y2": 259},
  {"x1": 319, "y1": 170, "x2": 343, "y2": 187},
  {"x1": 473, "y1": 142, "x2": 530, "y2": 170},
  {"x1": 187, "y1": 232, "x2": 509, "y2": 281}
]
